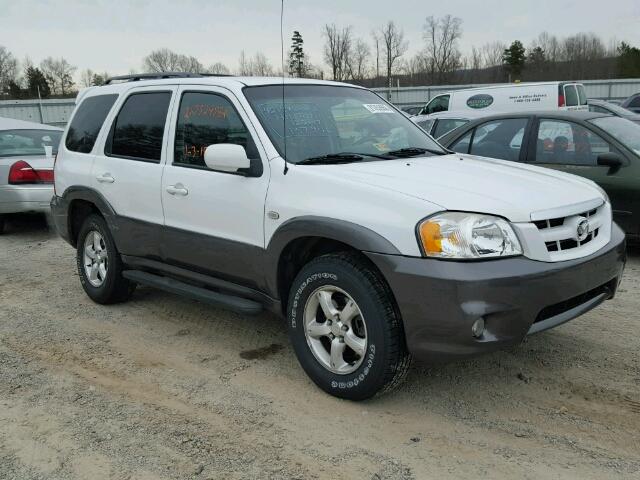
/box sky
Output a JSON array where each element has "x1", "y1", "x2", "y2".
[{"x1": 1, "y1": 0, "x2": 639, "y2": 80}]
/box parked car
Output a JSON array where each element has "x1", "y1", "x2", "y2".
[
  {"x1": 399, "y1": 105, "x2": 423, "y2": 116},
  {"x1": 418, "y1": 82, "x2": 589, "y2": 117},
  {"x1": 438, "y1": 111, "x2": 640, "y2": 239},
  {"x1": 588, "y1": 98, "x2": 640, "y2": 123},
  {"x1": 621, "y1": 93, "x2": 640, "y2": 114},
  {"x1": 0, "y1": 117, "x2": 63, "y2": 234},
  {"x1": 52, "y1": 74, "x2": 625, "y2": 400},
  {"x1": 411, "y1": 111, "x2": 487, "y2": 139}
]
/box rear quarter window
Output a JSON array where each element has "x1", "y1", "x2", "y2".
[{"x1": 65, "y1": 94, "x2": 118, "y2": 153}]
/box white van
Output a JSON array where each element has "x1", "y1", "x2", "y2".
[{"x1": 419, "y1": 82, "x2": 588, "y2": 116}]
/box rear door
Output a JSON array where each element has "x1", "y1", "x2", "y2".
[
  {"x1": 562, "y1": 84, "x2": 588, "y2": 111},
  {"x1": 91, "y1": 86, "x2": 176, "y2": 258},
  {"x1": 160, "y1": 86, "x2": 270, "y2": 287}
]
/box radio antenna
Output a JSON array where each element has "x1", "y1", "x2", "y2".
[{"x1": 280, "y1": 0, "x2": 289, "y2": 174}]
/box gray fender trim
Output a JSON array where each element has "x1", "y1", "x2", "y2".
[
  {"x1": 58, "y1": 186, "x2": 118, "y2": 246},
  {"x1": 263, "y1": 216, "x2": 401, "y2": 296}
]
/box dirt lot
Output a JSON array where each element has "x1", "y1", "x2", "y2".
[{"x1": 1, "y1": 215, "x2": 639, "y2": 480}]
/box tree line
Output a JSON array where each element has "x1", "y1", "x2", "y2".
[{"x1": 2, "y1": 16, "x2": 640, "y2": 100}]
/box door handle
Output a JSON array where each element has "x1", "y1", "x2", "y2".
[
  {"x1": 96, "y1": 173, "x2": 115, "y2": 184},
  {"x1": 166, "y1": 184, "x2": 189, "y2": 196}
]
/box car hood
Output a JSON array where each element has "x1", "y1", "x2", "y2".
[{"x1": 328, "y1": 154, "x2": 604, "y2": 222}]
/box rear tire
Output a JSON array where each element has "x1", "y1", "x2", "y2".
[
  {"x1": 0, "y1": 215, "x2": 5, "y2": 234},
  {"x1": 76, "y1": 214, "x2": 135, "y2": 304},
  {"x1": 287, "y1": 252, "x2": 411, "y2": 400}
]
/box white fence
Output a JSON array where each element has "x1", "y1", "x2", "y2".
[
  {"x1": 372, "y1": 78, "x2": 640, "y2": 106},
  {"x1": 1, "y1": 78, "x2": 639, "y2": 126}
]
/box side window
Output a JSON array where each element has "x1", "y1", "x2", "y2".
[
  {"x1": 174, "y1": 92, "x2": 258, "y2": 168},
  {"x1": 589, "y1": 104, "x2": 608, "y2": 114},
  {"x1": 535, "y1": 119, "x2": 614, "y2": 166},
  {"x1": 416, "y1": 119, "x2": 435, "y2": 134},
  {"x1": 564, "y1": 85, "x2": 579, "y2": 107},
  {"x1": 433, "y1": 119, "x2": 468, "y2": 138},
  {"x1": 65, "y1": 94, "x2": 118, "y2": 153},
  {"x1": 629, "y1": 97, "x2": 640, "y2": 108},
  {"x1": 426, "y1": 95, "x2": 449, "y2": 115},
  {"x1": 469, "y1": 118, "x2": 528, "y2": 161},
  {"x1": 106, "y1": 92, "x2": 171, "y2": 162},
  {"x1": 450, "y1": 130, "x2": 472, "y2": 154}
]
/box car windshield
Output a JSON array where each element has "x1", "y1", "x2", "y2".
[
  {"x1": 589, "y1": 116, "x2": 640, "y2": 156},
  {"x1": 0, "y1": 129, "x2": 62, "y2": 158},
  {"x1": 243, "y1": 84, "x2": 445, "y2": 163}
]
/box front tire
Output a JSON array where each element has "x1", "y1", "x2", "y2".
[
  {"x1": 287, "y1": 252, "x2": 411, "y2": 400},
  {"x1": 76, "y1": 214, "x2": 134, "y2": 304}
]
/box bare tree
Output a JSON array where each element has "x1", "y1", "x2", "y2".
[
  {"x1": 371, "y1": 31, "x2": 381, "y2": 82},
  {"x1": 252, "y1": 52, "x2": 274, "y2": 76},
  {"x1": 143, "y1": 48, "x2": 203, "y2": 73},
  {"x1": 40, "y1": 57, "x2": 76, "y2": 95},
  {"x1": 469, "y1": 46, "x2": 482, "y2": 71},
  {"x1": 379, "y1": 21, "x2": 408, "y2": 88},
  {"x1": 0, "y1": 46, "x2": 18, "y2": 94},
  {"x1": 207, "y1": 62, "x2": 230, "y2": 75},
  {"x1": 80, "y1": 69, "x2": 94, "y2": 88},
  {"x1": 323, "y1": 24, "x2": 353, "y2": 81},
  {"x1": 237, "y1": 52, "x2": 273, "y2": 76},
  {"x1": 422, "y1": 15, "x2": 462, "y2": 84},
  {"x1": 347, "y1": 38, "x2": 371, "y2": 81},
  {"x1": 481, "y1": 41, "x2": 506, "y2": 68},
  {"x1": 238, "y1": 51, "x2": 252, "y2": 76},
  {"x1": 143, "y1": 48, "x2": 182, "y2": 72}
]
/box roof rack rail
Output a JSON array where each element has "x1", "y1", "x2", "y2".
[{"x1": 104, "y1": 72, "x2": 232, "y2": 85}]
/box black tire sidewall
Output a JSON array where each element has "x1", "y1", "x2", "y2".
[
  {"x1": 288, "y1": 258, "x2": 392, "y2": 400},
  {"x1": 76, "y1": 215, "x2": 123, "y2": 304}
]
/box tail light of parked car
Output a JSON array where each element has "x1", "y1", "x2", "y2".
[
  {"x1": 558, "y1": 85, "x2": 565, "y2": 107},
  {"x1": 8, "y1": 160, "x2": 54, "y2": 185}
]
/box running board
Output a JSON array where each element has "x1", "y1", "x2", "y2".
[{"x1": 122, "y1": 270, "x2": 263, "y2": 315}]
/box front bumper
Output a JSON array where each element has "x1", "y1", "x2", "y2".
[
  {"x1": 367, "y1": 223, "x2": 627, "y2": 363},
  {"x1": 0, "y1": 185, "x2": 53, "y2": 214}
]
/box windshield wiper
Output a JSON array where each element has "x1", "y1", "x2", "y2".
[
  {"x1": 387, "y1": 147, "x2": 448, "y2": 157},
  {"x1": 297, "y1": 151, "x2": 394, "y2": 165}
]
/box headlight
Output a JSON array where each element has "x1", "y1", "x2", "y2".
[{"x1": 417, "y1": 212, "x2": 522, "y2": 259}]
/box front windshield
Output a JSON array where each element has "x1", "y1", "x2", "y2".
[
  {"x1": 0, "y1": 129, "x2": 62, "y2": 158},
  {"x1": 589, "y1": 116, "x2": 640, "y2": 156},
  {"x1": 243, "y1": 84, "x2": 445, "y2": 163}
]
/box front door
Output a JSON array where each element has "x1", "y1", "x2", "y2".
[{"x1": 160, "y1": 86, "x2": 270, "y2": 288}]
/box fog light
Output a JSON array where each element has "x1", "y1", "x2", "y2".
[{"x1": 472, "y1": 318, "x2": 485, "y2": 338}]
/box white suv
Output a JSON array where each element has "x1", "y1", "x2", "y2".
[{"x1": 52, "y1": 74, "x2": 626, "y2": 400}]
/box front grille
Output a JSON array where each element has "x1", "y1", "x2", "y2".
[
  {"x1": 535, "y1": 206, "x2": 602, "y2": 254},
  {"x1": 534, "y1": 279, "x2": 614, "y2": 324}
]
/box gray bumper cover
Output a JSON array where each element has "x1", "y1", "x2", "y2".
[{"x1": 367, "y1": 223, "x2": 627, "y2": 363}]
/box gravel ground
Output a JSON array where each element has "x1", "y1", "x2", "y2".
[{"x1": 1, "y1": 214, "x2": 639, "y2": 480}]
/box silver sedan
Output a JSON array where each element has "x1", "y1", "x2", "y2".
[{"x1": 0, "y1": 117, "x2": 63, "y2": 233}]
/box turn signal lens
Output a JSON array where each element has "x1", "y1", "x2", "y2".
[{"x1": 419, "y1": 221, "x2": 443, "y2": 254}]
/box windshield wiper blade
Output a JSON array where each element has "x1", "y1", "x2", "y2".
[
  {"x1": 387, "y1": 147, "x2": 448, "y2": 157},
  {"x1": 297, "y1": 153, "x2": 364, "y2": 165}
]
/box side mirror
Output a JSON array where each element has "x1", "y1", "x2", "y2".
[
  {"x1": 204, "y1": 144, "x2": 250, "y2": 174},
  {"x1": 597, "y1": 152, "x2": 625, "y2": 175}
]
